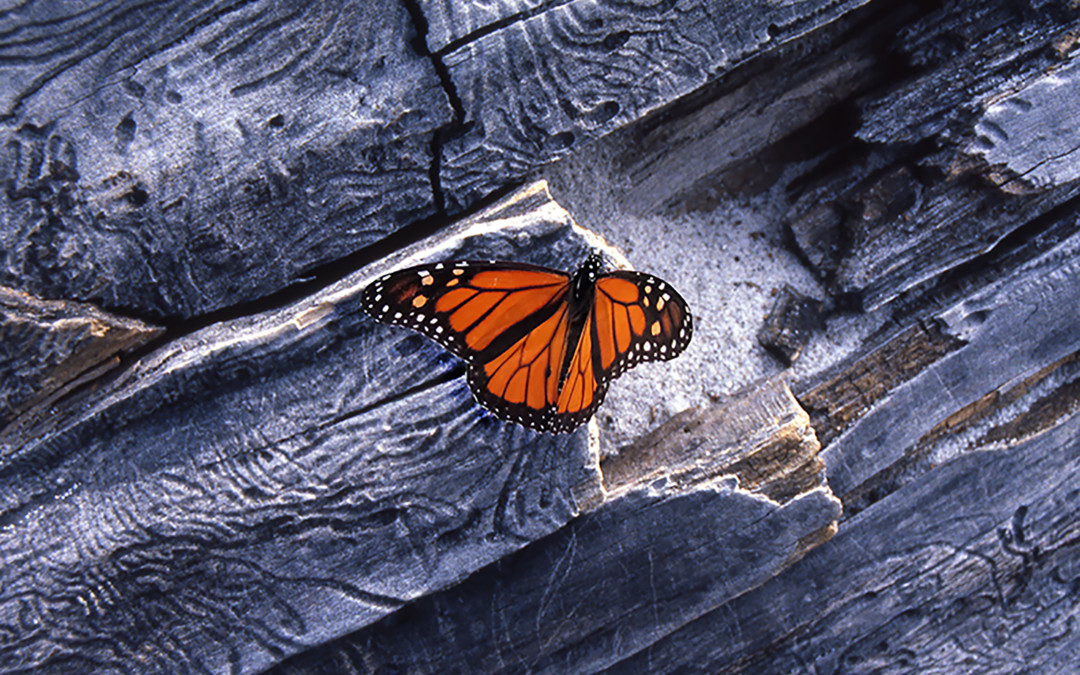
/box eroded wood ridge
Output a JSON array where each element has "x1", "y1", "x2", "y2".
[
  {"x1": 805, "y1": 225, "x2": 1080, "y2": 514},
  {"x1": 435, "y1": 0, "x2": 871, "y2": 212},
  {"x1": 0, "y1": 286, "x2": 162, "y2": 427},
  {"x1": 602, "y1": 378, "x2": 828, "y2": 507},
  {"x1": 792, "y1": 2, "x2": 1080, "y2": 311},
  {"x1": 271, "y1": 443, "x2": 839, "y2": 675},
  {"x1": 267, "y1": 376, "x2": 842, "y2": 674},
  {"x1": 797, "y1": 319, "x2": 964, "y2": 448}
]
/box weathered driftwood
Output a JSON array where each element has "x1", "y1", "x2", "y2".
[
  {"x1": 808, "y1": 225, "x2": 1080, "y2": 502},
  {"x1": 0, "y1": 184, "x2": 608, "y2": 674},
  {"x1": 757, "y1": 285, "x2": 824, "y2": 367},
  {"x1": 0, "y1": 0, "x2": 871, "y2": 323},
  {"x1": 269, "y1": 379, "x2": 839, "y2": 674},
  {"x1": 4, "y1": 0, "x2": 1080, "y2": 673},
  {"x1": 0, "y1": 286, "x2": 161, "y2": 426},
  {"x1": 433, "y1": 0, "x2": 872, "y2": 212},
  {"x1": 603, "y1": 408, "x2": 1080, "y2": 673}
]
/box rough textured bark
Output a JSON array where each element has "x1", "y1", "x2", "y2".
[
  {"x1": 3, "y1": 0, "x2": 1079, "y2": 673},
  {"x1": 0, "y1": 286, "x2": 161, "y2": 426},
  {"x1": 1, "y1": 0, "x2": 451, "y2": 319}
]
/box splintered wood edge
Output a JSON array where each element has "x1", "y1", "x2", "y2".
[
  {"x1": 1, "y1": 286, "x2": 163, "y2": 427},
  {"x1": 594, "y1": 378, "x2": 831, "y2": 507},
  {"x1": 842, "y1": 347, "x2": 1080, "y2": 511},
  {"x1": 796, "y1": 318, "x2": 964, "y2": 446}
]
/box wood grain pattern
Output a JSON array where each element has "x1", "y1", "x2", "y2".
[
  {"x1": 4, "y1": 0, "x2": 1080, "y2": 672},
  {"x1": 437, "y1": 0, "x2": 871, "y2": 212},
  {"x1": 418, "y1": 0, "x2": 550, "y2": 53},
  {"x1": 268, "y1": 380, "x2": 839, "y2": 674},
  {"x1": 788, "y1": 2, "x2": 1080, "y2": 311},
  {"x1": 602, "y1": 379, "x2": 827, "y2": 506},
  {"x1": 821, "y1": 226, "x2": 1080, "y2": 500},
  {"x1": 605, "y1": 404, "x2": 1080, "y2": 673},
  {"x1": 972, "y1": 54, "x2": 1080, "y2": 189},
  {"x1": 0, "y1": 184, "x2": 601, "y2": 674},
  {"x1": 0, "y1": 0, "x2": 452, "y2": 319}
]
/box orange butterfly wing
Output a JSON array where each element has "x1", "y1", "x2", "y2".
[
  {"x1": 362, "y1": 260, "x2": 577, "y2": 431},
  {"x1": 362, "y1": 260, "x2": 570, "y2": 358},
  {"x1": 362, "y1": 259, "x2": 692, "y2": 433},
  {"x1": 553, "y1": 271, "x2": 693, "y2": 430},
  {"x1": 590, "y1": 271, "x2": 692, "y2": 377}
]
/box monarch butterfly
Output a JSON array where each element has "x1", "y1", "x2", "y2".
[{"x1": 361, "y1": 253, "x2": 692, "y2": 433}]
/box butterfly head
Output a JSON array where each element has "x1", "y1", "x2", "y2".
[{"x1": 571, "y1": 252, "x2": 606, "y2": 303}]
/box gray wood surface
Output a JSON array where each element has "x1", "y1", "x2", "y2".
[
  {"x1": 4, "y1": 0, "x2": 1080, "y2": 673},
  {"x1": 269, "y1": 380, "x2": 841, "y2": 674},
  {"x1": 821, "y1": 225, "x2": 1080, "y2": 499},
  {"x1": 437, "y1": 0, "x2": 871, "y2": 212},
  {"x1": 1, "y1": 0, "x2": 451, "y2": 318},
  {"x1": 789, "y1": 2, "x2": 1080, "y2": 311},
  {"x1": 0, "y1": 184, "x2": 601, "y2": 674},
  {"x1": 607, "y1": 408, "x2": 1080, "y2": 673}
]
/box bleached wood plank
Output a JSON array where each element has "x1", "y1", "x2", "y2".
[
  {"x1": 0, "y1": 0, "x2": 452, "y2": 319},
  {"x1": 0, "y1": 184, "x2": 603, "y2": 675}
]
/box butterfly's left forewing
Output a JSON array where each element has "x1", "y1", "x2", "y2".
[
  {"x1": 361, "y1": 261, "x2": 571, "y2": 360},
  {"x1": 363, "y1": 260, "x2": 583, "y2": 431}
]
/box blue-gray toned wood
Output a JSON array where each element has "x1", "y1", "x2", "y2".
[
  {"x1": 757, "y1": 285, "x2": 823, "y2": 367},
  {"x1": 791, "y1": 2, "x2": 1080, "y2": 311},
  {"x1": 0, "y1": 185, "x2": 601, "y2": 675},
  {"x1": 276, "y1": 487, "x2": 841, "y2": 675},
  {"x1": 594, "y1": 0, "x2": 900, "y2": 214},
  {"x1": 268, "y1": 380, "x2": 841, "y2": 675},
  {"x1": 436, "y1": 0, "x2": 871, "y2": 212},
  {"x1": 600, "y1": 379, "x2": 828, "y2": 506},
  {"x1": 0, "y1": 0, "x2": 451, "y2": 319},
  {"x1": 5, "y1": 0, "x2": 1080, "y2": 673},
  {"x1": 595, "y1": 0, "x2": 1080, "y2": 314},
  {"x1": 0, "y1": 286, "x2": 161, "y2": 425},
  {"x1": 972, "y1": 54, "x2": 1080, "y2": 188},
  {"x1": 0, "y1": 0, "x2": 878, "y2": 322},
  {"x1": 605, "y1": 404, "x2": 1080, "y2": 674},
  {"x1": 822, "y1": 226, "x2": 1080, "y2": 499},
  {"x1": 418, "y1": 0, "x2": 551, "y2": 53}
]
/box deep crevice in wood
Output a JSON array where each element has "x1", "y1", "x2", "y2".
[{"x1": 842, "y1": 349, "x2": 1080, "y2": 519}]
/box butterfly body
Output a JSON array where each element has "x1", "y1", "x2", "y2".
[{"x1": 362, "y1": 254, "x2": 691, "y2": 433}]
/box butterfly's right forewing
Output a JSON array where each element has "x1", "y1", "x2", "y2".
[{"x1": 590, "y1": 271, "x2": 693, "y2": 379}]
